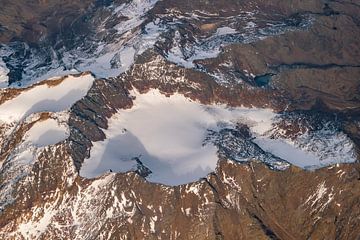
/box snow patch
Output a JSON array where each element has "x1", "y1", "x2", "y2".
[
  {"x1": 17, "y1": 207, "x2": 56, "y2": 239},
  {"x1": 25, "y1": 118, "x2": 69, "y2": 147},
  {"x1": 256, "y1": 127, "x2": 357, "y2": 169},
  {"x1": 186, "y1": 184, "x2": 201, "y2": 196},
  {"x1": 0, "y1": 74, "x2": 94, "y2": 123},
  {"x1": 113, "y1": 0, "x2": 158, "y2": 34},
  {"x1": 304, "y1": 181, "x2": 335, "y2": 212},
  {"x1": 80, "y1": 89, "x2": 356, "y2": 185},
  {"x1": 149, "y1": 216, "x2": 157, "y2": 233},
  {"x1": 81, "y1": 89, "x2": 276, "y2": 185},
  {"x1": 215, "y1": 27, "x2": 238, "y2": 36},
  {"x1": 0, "y1": 57, "x2": 9, "y2": 88},
  {"x1": 253, "y1": 137, "x2": 324, "y2": 169}
]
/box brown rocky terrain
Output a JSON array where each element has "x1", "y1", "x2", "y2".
[
  {"x1": 1, "y1": 151, "x2": 360, "y2": 239},
  {"x1": 0, "y1": 0, "x2": 360, "y2": 239},
  {"x1": 0, "y1": 0, "x2": 94, "y2": 44},
  {"x1": 194, "y1": 3, "x2": 360, "y2": 114},
  {"x1": 0, "y1": 64, "x2": 358, "y2": 239}
]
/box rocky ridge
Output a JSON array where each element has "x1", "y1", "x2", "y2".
[{"x1": 0, "y1": 0, "x2": 359, "y2": 239}]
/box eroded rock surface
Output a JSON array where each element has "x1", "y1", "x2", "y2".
[{"x1": 0, "y1": 0, "x2": 359, "y2": 239}]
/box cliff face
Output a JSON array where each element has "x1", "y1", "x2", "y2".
[
  {"x1": 0, "y1": 0, "x2": 359, "y2": 239},
  {"x1": 1, "y1": 155, "x2": 360, "y2": 239}
]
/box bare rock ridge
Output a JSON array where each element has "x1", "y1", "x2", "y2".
[
  {"x1": 0, "y1": 0, "x2": 359, "y2": 239},
  {"x1": 1, "y1": 155, "x2": 360, "y2": 239}
]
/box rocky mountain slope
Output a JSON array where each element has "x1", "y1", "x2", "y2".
[{"x1": 0, "y1": 0, "x2": 359, "y2": 239}]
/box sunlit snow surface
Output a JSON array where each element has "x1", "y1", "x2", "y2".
[
  {"x1": 0, "y1": 58, "x2": 9, "y2": 88},
  {"x1": 255, "y1": 127, "x2": 356, "y2": 170},
  {"x1": 0, "y1": 74, "x2": 92, "y2": 209},
  {"x1": 24, "y1": 118, "x2": 69, "y2": 147},
  {"x1": 0, "y1": 74, "x2": 94, "y2": 123},
  {"x1": 81, "y1": 89, "x2": 276, "y2": 185},
  {"x1": 80, "y1": 90, "x2": 357, "y2": 185},
  {"x1": 215, "y1": 27, "x2": 238, "y2": 36},
  {"x1": 0, "y1": 74, "x2": 91, "y2": 184}
]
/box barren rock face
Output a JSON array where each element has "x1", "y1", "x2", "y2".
[
  {"x1": 0, "y1": 0, "x2": 359, "y2": 239},
  {"x1": 0, "y1": 0, "x2": 94, "y2": 44}
]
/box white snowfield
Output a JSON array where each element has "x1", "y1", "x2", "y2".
[
  {"x1": 0, "y1": 74, "x2": 94, "y2": 123},
  {"x1": 0, "y1": 58, "x2": 9, "y2": 88},
  {"x1": 254, "y1": 131, "x2": 356, "y2": 170},
  {"x1": 80, "y1": 89, "x2": 275, "y2": 185},
  {"x1": 215, "y1": 27, "x2": 238, "y2": 36},
  {"x1": 24, "y1": 118, "x2": 69, "y2": 147},
  {"x1": 80, "y1": 89, "x2": 357, "y2": 185}
]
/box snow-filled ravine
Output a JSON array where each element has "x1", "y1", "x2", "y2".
[
  {"x1": 0, "y1": 58, "x2": 9, "y2": 88},
  {"x1": 80, "y1": 89, "x2": 357, "y2": 185}
]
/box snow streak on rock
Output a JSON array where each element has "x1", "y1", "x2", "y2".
[
  {"x1": 0, "y1": 0, "x2": 162, "y2": 87},
  {"x1": 163, "y1": 12, "x2": 312, "y2": 71},
  {"x1": 0, "y1": 1, "x2": 312, "y2": 88},
  {"x1": 69, "y1": 0, "x2": 161, "y2": 79},
  {"x1": 0, "y1": 57, "x2": 9, "y2": 88}
]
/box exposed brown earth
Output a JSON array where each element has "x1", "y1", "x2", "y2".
[
  {"x1": 0, "y1": 0, "x2": 360, "y2": 239},
  {"x1": 1, "y1": 154, "x2": 360, "y2": 239},
  {"x1": 0, "y1": 0, "x2": 94, "y2": 44},
  {"x1": 196, "y1": 9, "x2": 360, "y2": 114}
]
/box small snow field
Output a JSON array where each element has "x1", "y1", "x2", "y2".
[
  {"x1": 80, "y1": 89, "x2": 357, "y2": 185},
  {"x1": 0, "y1": 74, "x2": 94, "y2": 123},
  {"x1": 254, "y1": 131, "x2": 356, "y2": 169},
  {"x1": 24, "y1": 118, "x2": 69, "y2": 147},
  {"x1": 215, "y1": 27, "x2": 238, "y2": 36},
  {"x1": 0, "y1": 58, "x2": 9, "y2": 88}
]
